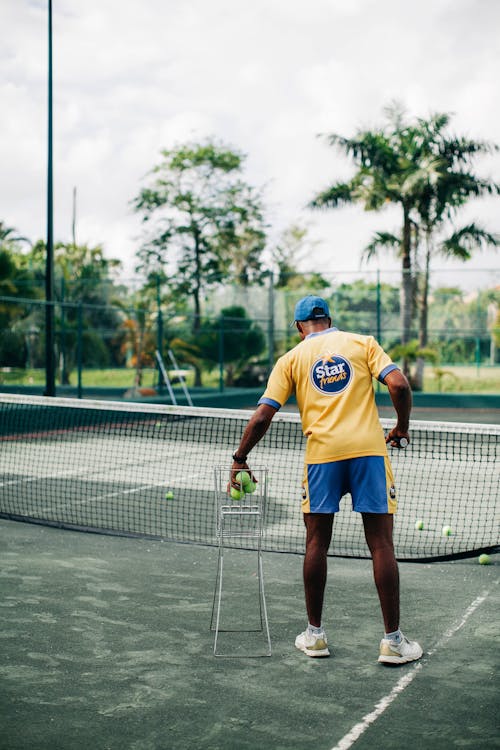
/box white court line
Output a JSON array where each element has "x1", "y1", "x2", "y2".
[
  {"x1": 0, "y1": 476, "x2": 41, "y2": 488},
  {"x1": 0, "y1": 455, "x2": 150, "y2": 487},
  {"x1": 330, "y1": 588, "x2": 493, "y2": 750},
  {"x1": 38, "y1": 469, "x2": 208, "y2": 514},
  {"x1": 0, "y1": 448, "x2": 201, "y2": 490}
]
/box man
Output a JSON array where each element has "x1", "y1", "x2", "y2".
[{"x1": 231, "y1": 295, "x2": 423, "y2": 664}]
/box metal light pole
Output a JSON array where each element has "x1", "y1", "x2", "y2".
[{"x1": 44, "y1": 0, "x2": 56, "y2": 396}]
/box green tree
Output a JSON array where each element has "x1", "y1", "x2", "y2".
[
  {"x1": 133, "y1": 141, "x2": 268, "y2": 385},
  {"x1": 0, "y1": 223, "x2": 41, "y2": 367},
  {"x1": 25, "y1": 240, "x2": 125, "y2": 382},
  {"x1": 332, "y1": 279, "x2": 400, "y2": 346},
  {"x1": 417, "y1": 286, "x2": 499, "y2": 366},
  {"x1": 197, "y1": 306, "x2": 266, "y2": 386},
  {"x1": 271, "y1": 224, "x2": 328, "y2": 290},
  {"x1": 270, "y1": 224, "x2": 330, "y2": 350}
]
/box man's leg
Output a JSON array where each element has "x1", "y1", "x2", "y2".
[
  {"x1": 362, "y1": 513, "x2": 399, "y2": 632},
  {"x1": 363, "y1": 512, "x2": 423, "y2": 664},
  {"x1": 303, "y1": 513, "x2": 334, "y2": 627}
]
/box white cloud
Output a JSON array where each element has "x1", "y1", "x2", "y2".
[{"x1": 1, "y1": 0, "x2": 499, "y2": 285}]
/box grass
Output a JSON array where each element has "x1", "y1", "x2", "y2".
[
  {"x1": 0, "y1": 367, "x2": 157, "y2": 389},
  {"x1": 423, "y1": 365, "x2": 500, "y2": 394},
  {"x1": 1, "y1": 365, "x2": 499, "y2": 394}
]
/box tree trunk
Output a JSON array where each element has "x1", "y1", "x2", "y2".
[
  {"x1": 134, "y1": 326, "x2": 143, "y2": 387},
  {"x1": 400, "y1": 205, "x2": 413, "y2": 377},
  {"x1": 192, "y1": 230, "x2": 203, "y2": 387},
  {"x1": 413, "y1": 235, "x2": 431, "y2": 391},
  {"x1": 225, "y1": 364, "x2": 235, "y2": 387}
]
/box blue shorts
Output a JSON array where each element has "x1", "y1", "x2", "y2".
[{"x1": 302, "y1": 456, "x2": 397, "y2": 514}]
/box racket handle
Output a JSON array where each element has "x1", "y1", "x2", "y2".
[{"x1": 399, "y1": 437, "x2": 408, "y2": 448}]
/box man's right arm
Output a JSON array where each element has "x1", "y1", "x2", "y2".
[
  {"x1": 231, "y1": 403, "x2": 278, "y2": 476},
  {"x1": 384, "y1": 369, "x2": 412, "y2": 447}
]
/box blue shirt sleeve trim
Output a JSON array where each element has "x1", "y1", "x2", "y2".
[
  {"x1": 378, "y1": 364, "x2": 399, "y2": 383},
  {"x1": 258, "y1": 397, "x2": 282, "y2": 410}
]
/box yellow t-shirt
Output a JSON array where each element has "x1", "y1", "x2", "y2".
[{"x1": 258, "y1": 328, "x2": 398, "y2": 463}]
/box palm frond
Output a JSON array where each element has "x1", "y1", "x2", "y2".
[
  {"x1": 362, "y1": 231, "x2": 400, "y2": 262},
  {"x1": 309, "y1": 182, "x2": 357, "y2": 209},
  {"x1": 439, "y1": 223, "x2": 500, "y2": 260}
]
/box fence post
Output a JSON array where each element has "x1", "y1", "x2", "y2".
[
  {"x1": 475, "y1": 290, "x2": 482, "y2": 373},
  {"x1": 376, "y1": 269, "x2": 382, "y2": 342},
  {"x1": 77, "y1": 303, "x2": 83, "y2": 399},
  {"x1": 218, "y1": 316, "x2": 224, "y2": 393},
  {"x1": 156, "y1": 276, "x2": 164, "y2": 393},
  {"x1": 267, "y1": 271, "x2": 274, "y2": 373},
  {"x1": 60, "y1": 278, "x2": 68, "y2": 385},
  {"x1": 376, "y1": 270, "x2": 381, "y2": 392}
]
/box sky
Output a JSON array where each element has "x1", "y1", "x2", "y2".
[{"x1": 1, "y1": 0, "x2": 500, "y2": 289}]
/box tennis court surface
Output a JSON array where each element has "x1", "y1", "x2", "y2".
[
  {"x1": 0, "y1": 521, "x2": 498, "y2": 750},
  {"x1": 0, "y1": 395, "x2": 499, "y2": 749}
]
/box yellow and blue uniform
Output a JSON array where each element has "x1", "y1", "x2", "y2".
[{"x1": 258, "y1": 327, "x2": 399, "y2": 514}]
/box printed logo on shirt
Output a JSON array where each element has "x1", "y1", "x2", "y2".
[{"x1": 310, "y1": 353, "x2": 353, "y2": 395}]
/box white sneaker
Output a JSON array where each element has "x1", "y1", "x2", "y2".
[
  {"x1": 295, "y1": 629, "x2": 330, "y2": 657},
  {"x1": 378, "y1": 633, "x2": 423, "y2": 665}
]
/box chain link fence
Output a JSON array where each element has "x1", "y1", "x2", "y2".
[{"x1": 1, "y1": 268, "x2": 499, "y2": 395}]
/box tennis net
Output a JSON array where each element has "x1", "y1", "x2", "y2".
[{"x1": 0, "y1": 394, "x2": 498, "y2": 561}]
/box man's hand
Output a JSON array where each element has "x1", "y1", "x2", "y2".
[
  {"x1": 385, "y1": 428, "x2": 410, "y2": 449},
  {"x1": 229, "y1": 461, "x2": 255, "y2": 491}
]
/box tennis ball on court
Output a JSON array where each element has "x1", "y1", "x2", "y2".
[
  {"x1": 415, "y1": 519, "x2": 424, "y2": 531},
  {"x1": 243, "y1": 480, "x2": 257, "y2": 494},
  {"x1": 441, "y1": 525, "x2": 452, "y2": 537},
  {"x1": 230, "y1": 487, "x2": 245, "y2": 501},
  {"x1": 165, "y1": 491, "x2": 174, "y2": 500},
  {"x1": 478, "y1": 553, "x2": 491, "y2": 565},
  {"x1": 235, "y1": 471, "x2": 251, "y2": 487}
]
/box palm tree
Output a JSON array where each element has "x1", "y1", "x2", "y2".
[
  {"x1": 0, "y1": 221, "x2": 30, "y2": 248},
  {"x1": 310, "y1": 105, "x2": 500, "y2": 381},
  {"x1": 409, "y1": 116, "x2": 500, "y2": 385},
  {"x1": 310, "y1": 104, "x2": 429, "y2": 374}
]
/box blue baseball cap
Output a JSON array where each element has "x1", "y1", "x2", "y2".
[{"x1": 293, "y1": 295, "x2": 331, "y2": 323}]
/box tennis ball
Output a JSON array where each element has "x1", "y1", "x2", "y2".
[
  {"x1": 243, "y1": 480, "x2": 257, "y2": 494},
  {"x1": 415, "y1": 519, "x2": 424, "y2": 531},
  {"x1": 165, "y1": 491, "x2": 174, "y2": 500},
  {"x1": 230, "y1": 487, "x2": 244, "y2": 501},
  {"x1": 441, "y1": 525, "x2": 452, "y2": 537},
  {"x1": 235, "y1": 471, "x2": 251, "y2": 487},
  {"x1": 478, "y1": 553, "x2": 491, "y2": 565}
]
